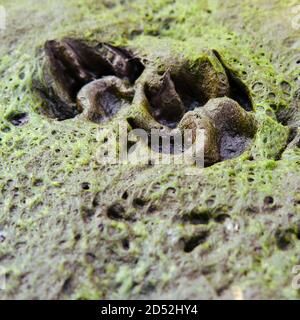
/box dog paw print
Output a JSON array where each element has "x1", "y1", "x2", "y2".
[{"x1": 35, "y1": 38, "x2": 257, "y2": 166}]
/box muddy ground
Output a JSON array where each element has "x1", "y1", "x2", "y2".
[{"x1": 0, "y1": 0, "x2": 300, "y2": 299}]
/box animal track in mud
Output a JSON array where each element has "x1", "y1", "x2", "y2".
[
  {"x1": 181, "y1": 231, "x2": 209, "y2": 253},
  {"x1": 7, "y1": 112, "x2": 29, "y2": 126},
  {"x1": 275, "y1": 226, "x2": 300, "y2": 251},
  {"x1": 35, "y1": 38, "x2": 257, "y2": 166}
]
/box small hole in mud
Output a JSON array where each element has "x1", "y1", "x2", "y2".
[
  {"x1": 122, "y1": 238, "x2": 130, "y2": 250},
  {"x1": 166, "y1": 187, "x2": 176, "y2": 196},
  {"x1": 85, "y1": 252, "x2": 96, "y2": 263},
  {"x1": 61, "y1": 277, "x2": 74, "y2": 295},
  {"x1": 268, "y1": 92, "x2": 276, "y2": 100},
  {"x1": 264, "y1": 196, "x2": 274, "y2": 205},
  {"x1": 2, "y1": 127, "x2": 11, "y2": 133},
  {"x1": 205, "y1": 198, "x2": 215, "y2": 207},
  {"x1": 275, "y1": 229, "x2": 294, "y2": 251},
  {"x1": 182, "y1": 232, "x2": 208, "y2": 253},
  {"x1": 0, "y1": 232, "x2": 6, "y2": 243},
  {"x1": 74, "y1": 234, "x2": 81, "y2": 241},
  {"x1": 81, "y1": 182, "x2": 90, "y2": 190},
  {"x1": 132, "y1": 197, "x2": 146, "y2": 208},
  {"x1": 214, "y1": 213, "x2": 230, "y2": 223},
  {"x1": 7, "y1": 112, "x2": 28, "y2": 126},
  {"x1": 122, "y1": 191, "x2": 129, "y2": 200},
  {"x1": 147, "y1": 204, "x2": 157, "y2": 213},
  {"x1": 107, "y1": 203, "x2": 125, "y2": 220},
  {"x1": 33, "y1": 179, "x2": 43, "y2": 187},
  {"x1": 280, "y1": 81, "x2": 291, "y2": 93},
  {"x1": 183, "y1": 210, "x2": 210, "y2": 225}
]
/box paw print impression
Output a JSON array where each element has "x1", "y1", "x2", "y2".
[{"x1": 35, "y1": 38, "x2": 257, "y2": 166}]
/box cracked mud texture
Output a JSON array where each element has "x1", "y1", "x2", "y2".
[{"x1": 0, "y1": 0, "x2": 300, "y2": 299}]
